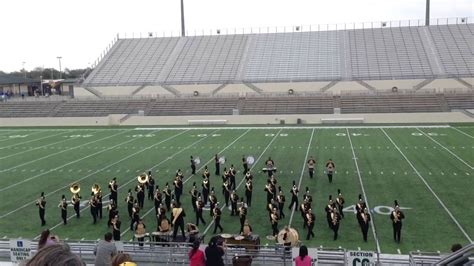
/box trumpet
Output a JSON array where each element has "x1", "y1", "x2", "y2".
[
  {"x1": 137, "y1": 173, "x2": 149, "y2": 184},
  {"x1": 91, "y1": 183, "x2": 101, "y2": 195}
]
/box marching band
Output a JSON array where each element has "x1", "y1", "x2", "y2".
[{"x1": 36, "y1": 153, "x2": 407, "y2": 247}]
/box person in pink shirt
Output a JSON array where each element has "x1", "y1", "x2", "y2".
[
  {"x1": 189, "y1": 240, "x2": 205, "y2": 266},
  {"x1": 294, "y1": 245, "x2": 312, "y2": 266}
]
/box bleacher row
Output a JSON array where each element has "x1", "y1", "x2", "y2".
[
  {"x1": 1, "y1": 92, "x2": 473, "y2": 118},
  {"x1": 84, "y1": 23, "x2": 473, "y2": 86}
]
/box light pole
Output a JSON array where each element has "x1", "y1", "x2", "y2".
[
  {"x1": 56, "y1": 56, "x2": 62, "y2": 79},
  {"x1": 22, "y1": 62, "x2": 26, "y2": 79}
]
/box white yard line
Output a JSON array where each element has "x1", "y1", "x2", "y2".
[
  {"x1": 417, "y1": 128, "x2": 473, "y2": 170},
  {"x1": 119, "y1": 129, "x2": 252, "y2": 237},
  {"x1": 346, "y1": 128, "x2": 381, "y2": 254},
  {"x1": 0, "y1": 129, "x2": 174, "y2": 219},
  {"x1": 288, "y1": 128, "x2": 315, "y2": 227},
  {"x1": 450, "y1": 126, "x2": 474, "y2": 139},
  {"x1": 381, "y1": 128, "x2": 473, "y2": 243},
  {"x1": 202, "y1": 128, "x2": 283, "y2": 236},
  {"x1": 0, "y1": 130, "x2": 131, "y2": 174},
  {"x1": 0, "y1": 131, "x2": 65, "y2": 149},
  {"x1": 0, "y1": 130, "x2": 99, "y2": 160},
  {"x1": 135, "y1": 125, "x2": 451, "y2": 131}
]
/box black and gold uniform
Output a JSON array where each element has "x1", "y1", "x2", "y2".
[
  {"x1": 242, "y1": 155, "x2": 249, "y2": 175},
  {"x1": 190, "y1": 183, "x2": 198, "y2": 212},
  {"x1": 325, "y1": 159, "x2": 335, "y2": 183},
  {"x1": 111, "y1": 215, "x2": 121, "y2": 241},
  {"x1": 307, "y1": 156, "x2": 316, "y2": 178},
  {"x1": 357, "y1": 207, "x2": 371, "y2": 242},
  {"x1": 89, "y1": 192, "x2": 98, "y2": 224},
  {"x1": 270, "y1": 208, "x2": 279, "y2": 237},
  {"x1": 195, "y1": 196, "x2": 206, "y2": 226},
  {"x1": 306, "y1": 208, "x2": 315, "y2": 240},
  {"x1": 125, "y1": 190, "x2": 134, "y2": 219},
  {"x1": 288, "y1": 181, "x2": 299, "y2": 211},
  {"x1": 239, "y1": 200, "x2": 247, "y2": 234},
  {"x1": 59, "y1": 195, "x2": 67, "y2": 225},
  {"x1": 147, "y1": 175, "x2": 155, "y2": 201},
  {"x1": 390, "y1": 201, "x2": 405, "y2": 243},
  {"x1": 277, "y1": 188, "x2": 286, "y2": 219},
  {"x1": 202, "y1": 176, "x2": 210, "y2": 206},
  {"x1": 212, "y1": 204, "x2": 223, "y2": 234},
  {"x1": 71, "y1": 193, "x2": 81, "y2": 218},
  {"x1": 336, "y1": 189, "x2": 345, "y2": 219},
  {"x1": 331, "y1": 208, "x2": 342, "y2": 240},
  {"x1": 108, "y1": 178, "x2": 118, "y2": 206},
  {"x1": 172, "y1": 203, "x2": 186, "y2": 240},
  {"x1": 245, "y1": 179, "x2": 253, "y2": 207}
]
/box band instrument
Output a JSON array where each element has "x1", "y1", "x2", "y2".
[
  {"x1": 277, "y1": 227, "x2": 299, "y2": 247},
  {"x1": 91, "y1": 183, "x2": 101, "y2": 195},
  {"x1": 137, "y1": 173, "x2": 149, "y2": 184}
]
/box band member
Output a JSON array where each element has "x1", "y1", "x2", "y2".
[
  {"x1": 270, "y1": 208, "x2": 279, "y2": 237},
  {"x1": 303, "y1": 187, "x2": 312, "y2": 203},
  {"x1": 156, "y1": 203, "x2": 166, "y2": 225},
  {"x1": 107, "y1": 200, "x2": 118, "y2": 227},
  {"x1": 331, "y1": 208, "x2": 342, "y2": 240},
  {"x1": 222, "y1": 180, "x2": 230, "y2": 207},
  {"x1": 130, "y1": 204, "x2": 140, "y2": 231},
  {"x1": 356, "y1": 194, "x2": 366, "y2": 214},
  {"x1": 268, "y1": 198, "x2": 278, "y2": 217},
  {"x1": 147, "y1": 175, "x2": 155, "y2": 201},
  {"x1": 325, "y1": 196, "x2": 334, "y2": 229},
  {"x1": 172, "y1": 202, "x2": 186, "y2": 241},
  {"x1": 268, "y1": 174, "x2": 278, "y2": 189},
  {"x1": 307, "y1": 156, "x2": 316, "y2": 178},
  {"x1": 326, "y1": 159, "x2": 335, "y2": 183},
  {"x1": 111, "y1": 215, "x2": 121, "y2": 241},
  {"x1": 202, "y1": 176, "x2": 210, "y2": 206},
  {"x1": 264, "y1": 181, "x2": 275, "y2": 205},
  {"x1": 336, "y1": 189, "x2": 345, "y2": 219},
  {"x1": 71, "y1": 192, "x2": 81, "y2": 219},
  {"x1": 300, "y1": 198, "x2": 309, "y2": 229},
  {"x1": 242, "y1": 155, "x2": 249, "y2": 175},
  {"x1": 135, "y1": 183, "x2": 145, "y2": 209},
  {"x1": 153, "y1": 185, "x2": 162, "y2": 214},
  {"x1": 221, "y1": 168, "x2": 229, "y2": 184},
  {"x1": 158, "y1": 215, "x2": 171, "y2": 233},
  {"x1": 238, "y1": 199, "x2": 247, "y2": 234},
  {"x1": 230, "y1": 190, "x2": 239, "y2": 216},
  {"x1": 245, "y1": 179, "x2": 253, "y2": 207},
  {"x1": 96, "y1": 189, "x2": 103, "y2": 219},
  {"x1": 135, "y1": 219, "x2": 146, "y2": 247},
  {"x1": 288, "y1": 181, "x2": 299, "y2": 211},
  {"x1": 189, "y1": 183, "x2": 198, "y2": 212},
  {"x1": 196, "y1": 195, "x2": 206, "y2": 226},
  {"x1": 187, "y1": 223, "x2": 200, "y2": 242},
  {"x1": 89, "y1": 192, "x2": 97, "y2": 224},
  {"x1": 214, "y1": 154, "x2": 220, "y2": 176},
  {"x1": 58, "y1": 195, "x2": 67, "y2": 225},
  {"x1": 174, "y1": 176, "x2": 183, "y2": 204},
  {"x1": 391, "y1": 200, "x2": 405, "y2": 243},
  {"x1": 229, "y1": 165, "x2": 236, "y2": 190},
  {"x1": 277, "y1": 187, "x2": 286, "y2": 219},
  {"x1": 265, "y1": 157, "x2": 275, "y2": 177},
  {"x1": 125, "y1": 189, "x2": 134, "y2": 219},
  {"x1": 209, "y1": 189, "x2": 217, "y2": 218},
  {"x1": 358, "y1": 207, "x2": 371, "y2": 242},
  {"x1": 163, "y1": 183, "x2": 172, "y2": 210},
  {"x1": 108, "y1": 178, "x2": 118, "y2": 206},
  {"x1": 202, "y1": 166, "x2": 211, "y2": 179},
  {"x1": 245, "y1": 171, "x2": 253, "y2": 181},
  {"x1": 176, "y1": 169, "x2": 184, "y2": 180},
  {"x1": 306, "y1": 208, "x2": 315, "y2": 240},
  {"x1": 190, "y1": 156, "x2": 197, "y2": 174},
  {"x1": 213, "y1": 203, "x2": 223, "y2": 234}
]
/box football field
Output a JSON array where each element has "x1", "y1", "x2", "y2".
[{"x1": 0, "y1": 125, "x2": 472, "y2": 255}]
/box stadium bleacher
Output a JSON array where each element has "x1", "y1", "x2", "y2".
[{"x1": 83, "y1": 23, "x2": 473, "y2": 87}]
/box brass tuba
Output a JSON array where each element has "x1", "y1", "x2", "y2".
[
  {"x1": 91, "y1": 183, "x2": 101, "y2": 195},
  {"x1": 137, "y1": 173, "x2": 149, "y2": 184},
  {"x1": 70, "y1": 183, "x2": 81, "y2": 194}
]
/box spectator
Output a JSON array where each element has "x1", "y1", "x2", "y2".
[
  {"x1": 134, "y1": 219, "x2": 146, "y2": 247},
  {"x1": 294, "y1": 245, "x2": 312, "y2": 266},
  {"x1": 205, "y1": 236, "x2": 224, "y2": 266},
  {"x1": 111, "y1": 253, "x2": 136, "y2": 266},
  {"x1": 94, "y1": 232, "x2": 117, "y2": 266},
  {"x1": 189, "y1": 240, "x2": 205, "y2": 266},
  {"x1": 37, "y1": 229, "x2": 59, "y2": 250},
  {"x1": 23, "y1": 243, "x2": 84, "y2": 266}
]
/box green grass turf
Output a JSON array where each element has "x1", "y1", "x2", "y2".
[{"x1": 0, "y1": 125, "x2": 472, "y2": 254}]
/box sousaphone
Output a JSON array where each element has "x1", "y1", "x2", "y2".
[
  {"x1": 137, "y1": 173, "x2": 149, "y2": 184},
  {"x1": 218, "y1": 156, "x2": 226, "y2": 164},
  {"x1": 246, "y1": 156, "x2": 255, "y2": 165},
  {"x1": 70, "y1": 183, "x2": 80, "y2": 194},
  {"x1": 194, "y1": 157, "x2": 201, "y2": 165}
]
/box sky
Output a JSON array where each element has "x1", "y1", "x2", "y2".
[{"x1": 0, "y1": 0, "x2": 472, "y2": 73}]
